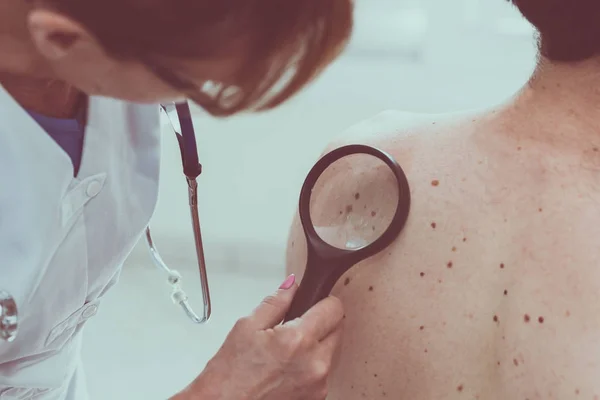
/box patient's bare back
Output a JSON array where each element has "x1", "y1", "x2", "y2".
[{"x1": 286, "y1": 108, "x2": 600, "y2": 400}]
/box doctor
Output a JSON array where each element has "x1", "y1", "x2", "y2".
[{"x1": 0, "y1": 0, "x2": 353, "y2": 399}]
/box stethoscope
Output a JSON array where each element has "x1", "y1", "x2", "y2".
[{"x1": 1, "y1": 101, "x2": 411, "y2": 341}]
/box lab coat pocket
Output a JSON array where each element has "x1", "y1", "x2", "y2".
[{"x1": 45, "y1": 300, "x2": 100, "y2": 350}]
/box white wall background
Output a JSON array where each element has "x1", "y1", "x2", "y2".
[
  {"x1": 127, "y1": 0, "x2": 537, "y2": 277},
  {"x1": 84, "y1": 1, "x2": 542, "y2": 398}
]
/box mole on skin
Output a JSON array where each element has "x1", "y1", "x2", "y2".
[
  {"x1": 493, "y1": 315, "x2": 499, "y2": 323},
  {"x1": 344, "y1": 277, "x2": 351, "y2": 286},
  {"x1": 524, "y1": 314, "x2": 531, "y2": 323},
  {"x1": 420, "y1": 272, "x2": 425, "y2": 277},
  {"x1": 503, "y1": 289, "x2": 508, "y2": 295},
  {"x1": 457, "y1": 385, "x2": 464, "y2": 392},
  {"x1": 355, "y1": 192, "x2": 360, "y2": 200},
  {"x1": 431, "y1": 179, "x2": 440, "y2": 187},
  {"x1": 447, "y1": 261, "x2": 453, "y2": 268},
  {"x1": 431, "y1": 222, "x2": 437, "y2": 229},
  {"x1": 538, "y1": 316, "x2": 545, "y2": 324},
  {"x1": 500, "y1": 263, "x2": 505, "y2": 269},
  {"x1": 368, "y1": 286, "x2": 374, "y2": 291}
]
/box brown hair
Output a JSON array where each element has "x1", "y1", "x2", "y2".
[
  {"x1": 508, "y1": 0, "x2": 600, "y2": 62},
  {"x1": 43, "y1": 0, "x2": 353, "y2": 116}
]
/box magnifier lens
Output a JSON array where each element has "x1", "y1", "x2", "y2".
[{"x1": 309, "y1": 153, "x2": 400, "y2": 250}]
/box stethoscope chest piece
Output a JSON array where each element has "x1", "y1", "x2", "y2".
[{"x1": 0, "y1": 290, "x2": 18, "y2": 342}]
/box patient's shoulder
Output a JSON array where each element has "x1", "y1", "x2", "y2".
[
  {"x1": 331, "y1": 110, "x2": 437, "y2": 145},
  {"x1": 327, "y1": 109, "x2": 477, "y2": 155}
]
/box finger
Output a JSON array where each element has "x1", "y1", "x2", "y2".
[
  {"x1": 293, "y1": 296, "x2": 344, "y2": 341},
  {"x1": 320, "y1": 324, "x2": 343, "y2": 352},
  {"x1": 249, "y1": 274, "x2": 299, "y2": 330},
  {"x1": 318, "y1": 325, "x2": 344, "y2": 368}
]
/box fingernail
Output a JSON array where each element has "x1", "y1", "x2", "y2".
[{"x1": 279, "y1": 274, "x2": 296, "y2": 290}]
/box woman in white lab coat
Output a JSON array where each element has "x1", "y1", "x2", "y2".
[{"x1": 0, "y1": 1, "x2": 353, "y2": 399}]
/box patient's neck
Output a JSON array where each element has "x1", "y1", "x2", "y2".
[{"x1": 516, "y1": 57, "x2": 600, "y2": 134}]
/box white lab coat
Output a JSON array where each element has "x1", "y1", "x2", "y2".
[{"x1": 0, "y1": 84, "x2": 162, "y2": 399}]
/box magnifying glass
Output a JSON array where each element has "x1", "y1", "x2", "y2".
[{"x1": 284, "y1": 144, "x2": 411, "y2": 322}]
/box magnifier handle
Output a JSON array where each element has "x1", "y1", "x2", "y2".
[{"x1": 283, "y1": 263, "x2": 341, "y2": 323}]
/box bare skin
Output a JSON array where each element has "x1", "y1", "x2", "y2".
[{"x1": 286, "y1": 57, "x2": 600, "y2": 400}]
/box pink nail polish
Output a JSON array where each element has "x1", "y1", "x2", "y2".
[{"x1": 279, "y1": 274, "x2": 296, "y2": 290}]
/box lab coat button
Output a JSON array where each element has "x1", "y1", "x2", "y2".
[
  {"x1": 86, "y1": 181, "x2": 103, "y2": 197},
  {"x1": 82, "y1": 304, "x2": 98, "y2": 319}
]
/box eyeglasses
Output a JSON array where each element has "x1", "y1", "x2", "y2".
[
  {"x1": 146, "y1": 62, "x2": 244, "y2": 114},
  {"x1": 145, "y1": 102, "x2": 212, "y2": 324}
]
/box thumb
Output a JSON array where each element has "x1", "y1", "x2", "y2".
[{"x1": 249, "y1": 274, "x2": 298, "y2": 330}]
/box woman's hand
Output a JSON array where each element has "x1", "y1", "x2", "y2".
[{"x1": 175, "y1": 274, "x2": 344, "y2": 400}]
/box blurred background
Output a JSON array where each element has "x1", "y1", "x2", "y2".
[{"x1": 84, "y1": 1, "x2": 538, "y2": 398}]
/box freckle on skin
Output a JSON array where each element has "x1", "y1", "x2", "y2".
[
  {"x1": 344, "y1": 277, "x2": 351, "y2": 286},
  {"x1": 493, "y1": 315, "x2": 499, "y2": 323},
  {"x1": 431, "y1": 179, "x2": 440, "y2": 187},
  {"x1": 457, "y1": 384, "x2": 464, "y2": 392},
  {"x1": 346, "y1": 204, "x2": 353, "y2": 213},
  {"x1": 524, "y1": 314, "x2": 531, "y2": 323},
  {"x1": 566, "y1": 310, "x2": 571, "y2": 317},
  {"x1": 419, "y1": 325, "x2": 424, "y2": 330},
  {"x1": 355, "y1": 193, "x2": 360, "y2": 200},
  {"x1": 452, "y1": 246, "x2": 457, "y2": 252},
  {"x1": 463, "y1": 237, "x2": 467, "y2": 242},
  {"x1": 371, "y1": 211, "x2": 377, "y2": 217},
  {"x1": 500, "y1": 263, "x2": 505, "y2": 269},
  {"x1": 368, "y1": 286, "x2": 374, "y2": 291},
  {"x1": 575, "y1": 389, "x2": 580, "y2": 395},
  {"x1": 513, "y1": 358, "x2": 519, "y2": 366},
  {"x1": 447, "y1": 261, "x2": 453, "y2": 268}
]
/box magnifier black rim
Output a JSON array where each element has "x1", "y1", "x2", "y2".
[{"x1": 299, "y1": 144, "x2": 411, "y2": 260}]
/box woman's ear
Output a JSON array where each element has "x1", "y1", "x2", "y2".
[{"x1": 27, "y1": 9, "x2": 101, "y2": 62}]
